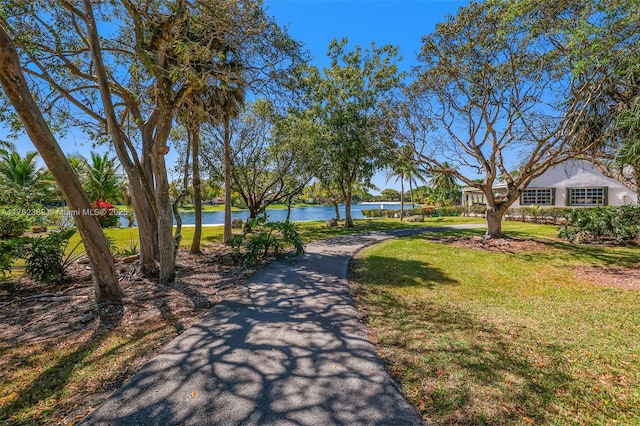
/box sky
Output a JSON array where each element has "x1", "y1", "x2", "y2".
[
  {"x1": 263, "y1": 0, "x2": 469, "y2": 192},
  {"x1": 2, "y1": 0, "x2": 470, "y2": 193}
]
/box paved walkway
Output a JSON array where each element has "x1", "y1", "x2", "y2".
[{"x1": 83, "y1": 225, "x2": 481, "y2": 426}]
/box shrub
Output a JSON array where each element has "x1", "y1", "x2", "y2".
[
  {"x1": 405, "y1": 215, "x2": 424, "y2": 222},
  {"x1": 437, "y1": 206, "x2": 452, "y2": 216},
  {"x1": 468, "y1": 205, "x2": 487, "y2": 216},
  {"x1": 558, "y1": 206, "x2": 640, "y2": 244},
  {"x1": 16, "y1": 228, "x2": 81, "y2": 283},
  {"x1": 0, "y1": 240, "x2": 17, "y2": 277},
  {"x1": 92, "y1": 200, "x2": 119, "y2": 228},
  {"x1": 231, "y1": 214, "x2": 305, "y2": 265},
  {"x1": 0, "y1": 210, "x2": 30, "y2": 239},
  {"x1": 450, "y1": 206, "x2": 466, "y2": 216},
  {"x1": 360, "y1": 209, "x2": 385, "y2": 218},
  {"x1": 421, "y1": 207, "x2": 436, "y2": 216}
]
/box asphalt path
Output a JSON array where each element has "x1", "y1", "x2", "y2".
[{"x1": 82, "y1": 225, "x2": 482, "y2": 426}]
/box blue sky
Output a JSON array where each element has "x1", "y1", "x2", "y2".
[
  {"x1": 2, "y1": 0, "x2": 469, "y2": 193},
  {"x1": 263, "y1": 0, "x2": 469, "y2": 192}
]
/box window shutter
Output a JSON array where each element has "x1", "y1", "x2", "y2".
[
  {"x1": 551, "y1": 188, "x2": 556, "y2": 206},
  {"x1": 603, "y1": 187, "x2": 608, "y2": 206},
  {"x1": 565, "y1": 188, "x2": 571, "y2": 206}
]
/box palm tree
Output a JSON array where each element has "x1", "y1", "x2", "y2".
[
  {"x1": 214, "y1": 80, "x2": 246, "y2": 244},
  {"x1": 0, "y1": 140, "x2": 16, "y2": 154},
  {"x1": 0, "y1": 150, "x2": 55, "y2": 205},
  {"x1": 387, "y1": 146, "x2": 429, "y2": 219},
  {"x1": 84, "y1": 151, "x2": 124, "y2": 203},
  {"x1": 428, "y1": 162, "x2": 460, "y2": 205},
  {"x1": 0, "y1": 151, "x2": 41, "y2": 186}
]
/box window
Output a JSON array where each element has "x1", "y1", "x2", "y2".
[
  {"x1": 567, "y1": 187, "x2": 607, "y2": 206},
  {"x1": 521, "y1": 188, "x2": 554, "y2": 205}
]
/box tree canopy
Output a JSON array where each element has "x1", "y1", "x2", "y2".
[{"x1": 298, "y1": 38, "x2": 404, "y2": 227}]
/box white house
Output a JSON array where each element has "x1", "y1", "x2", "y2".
[{"x1": 461, "y1": 160, "x2": 638, "y2": 208}]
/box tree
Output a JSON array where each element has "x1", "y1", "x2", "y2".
[
  {"x1": 300, "y1": 38, "x2": 404, "y2": 228},
  {"x1": 0, "y1": 23, "x2": 122, "y2": 302},
  {"x1": 302, "y1": 181, "x2": 344, "y2": 220},
  {"x1": 411, "y1": 1, "x2": 605, "y2": 238},
  {"x1": 3, "y1": 0, "x2": 302, "y2": 283},
  {"x1": 386, "y1": 145, "x2": 429, "y2": 217},
  {"x1": 380, "y1": 188, "x2": 401, "y2": 202},
  {"x1": 271, "y1": 111, "x2": 316, "y2": 221},
  {"x1": 552, "y1": 0, "x2": 640, "y2": 192},
  {"x1": 84, "y1": 152, "x2": 124, "y2": 204},
  {"x1": 427, "y1": 162, "x2": 460, "y2": 205},
  {"x1": 202, "y1": 100, "x2": 311, "y2": 220},
  {"x1": 0, "y1": 150, "x2": 58, "y2": 206}
]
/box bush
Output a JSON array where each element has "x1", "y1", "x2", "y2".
[
  {"x1": 16, "y1": 228, "x2": 80, "y2": 283},
  {"x1": 0, "y1": 240, "x2": 17, "y2": 277},
  {"x1": 421, "y1": 207, "x2": 436, "y2": 216},
  {"x1": 405, "y1": 215, "x2": 424, "y2": 222},
  {"x1": 231, "y1": 214, "x2": 305, "y2": 265},
  {"x1": 468, "y1": 205, "x2": 487, "y2": 216},
  {"x1": 558, "y1": 206, "x2": 640, "y2": 244},
  {"x1": 360, "y1": 209, "x2": 385, "y2": 218},
  {"x1": 92, "y1": 200, "x2": 119, "y2": 228},
  {"x1": 507, "y1": 206, "x2": 574, "y2": 224},
  {"x1": 0, "y1": 210, "x2": 30, "y2": 239}
]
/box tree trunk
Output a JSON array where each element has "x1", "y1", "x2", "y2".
[
  {"x1": 409, "y1": 179, "x2": 415, "y2": 208},
  {"x1": 0, "y1": 25, "x2": 122, "y2": 302},
  {"x1": 81, "y1": 1, "x2": 157, "y2": 276},
  {"x1": 132, "y1": 189, "x2": 157, "y2": 275},
  {"x1": 485, "y1": 205, "x2": 506, "y2": 239},
  {"x1": 151, "y1": 146, "x2": 176, "y2": 284},
  {"x1": 285, "y1": 195, "x2": 292, "y2": 222},
  {"x1": 333, "y1": 201, "x2": 341, "y2": 221},
  {"x1": 191, "y1": 124, "x2": 202, "y2": 254},
  {"x1": 223, "y1": 117, "x2": 233, "y2": 245},
  {"x1": 400, "y1": 179, "x2": 405, "y2": 221},
  {"x1": 344, "y1": 182, "x2": 354, "y2": 228}
]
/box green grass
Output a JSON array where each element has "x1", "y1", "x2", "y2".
[
  {"x1": 64, "y1": 216, "x2": 486, "y2": 254},
  {"x1": 351, "y1": 222, "x2": 640, "y2": 425},
  {"x1": 1, "y1": 216, "x2": 484, "y2": 424}
]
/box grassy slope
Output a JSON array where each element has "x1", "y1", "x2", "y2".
[{"x1": 351, "y1": 222, "x2": 640, "y2": 425}]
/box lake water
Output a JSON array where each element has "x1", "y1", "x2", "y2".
[
  {"x1": 177, "y1": 202, "x2": 403, "y2": 225},
  {"x1": 121, "y1": 203, "x2": 402, "y2": 226}
]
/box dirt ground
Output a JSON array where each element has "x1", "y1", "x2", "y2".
[
  {"x1": 0, "y1": 245, "x2": 251, "y2": 348},
  {"x1": 0, "y1": 244, "x2": 259, "y2": 424},
  {"x1": 428, "y1": 235, "x2": 640, "y2": 290}
]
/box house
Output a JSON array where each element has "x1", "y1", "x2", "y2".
[{"x1": 461, "y1": 159, "x2": 638, "y2": 208}]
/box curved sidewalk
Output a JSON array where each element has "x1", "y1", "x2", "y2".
[{"x1": 83, "y1": 225, "x2": 480, "y2": 426}]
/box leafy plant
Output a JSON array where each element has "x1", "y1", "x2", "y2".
[
  {"x1": 0, "y1": 240, "x2": 17, "y2": 277},
  {"x1": 116, "y1": 241, "x2": 139, "y2": 257},
  {"x1": 0, "y1": 209, "x2": 30, "y2": 239},
  {"x1": 558, "y1": 206, "x2": 640, "y2": 244},
  {"x1": 91, "y1": 200, "x2": 119, "y2": 228},
  {"x1": 230, "y1": 213, "x2": 304, "y2": 265},
  {"x1": 16, "y1": 228, "x2": 81, "y2": 283}
]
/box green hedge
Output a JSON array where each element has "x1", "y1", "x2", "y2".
[
  {"x1": 361, "y1": 206, "x2": 466, "y2": 218},
  {"x1": 558, "y1": 206, "x2": 640, "y2": 244},
  {"x1": 0, "y1": 210, "x2": 31, "y2": 239},
  {"x1": 506, "y1": 207, "x2": 573, "y2": 224}
]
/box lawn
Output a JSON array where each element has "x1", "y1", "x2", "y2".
[
  {"x1": 0, "y1": 216, "x2": 482, "y2": 424},
  {"x1": 350, "y1": 222, "x2": 640, "y2": 425},
  {"x1": 69, "y1": 216, "x2": 487, "y2": 253}
]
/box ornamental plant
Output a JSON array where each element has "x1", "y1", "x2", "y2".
[{"x1": 91, "y1": 199, "x2": 119, "y2": 228}]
